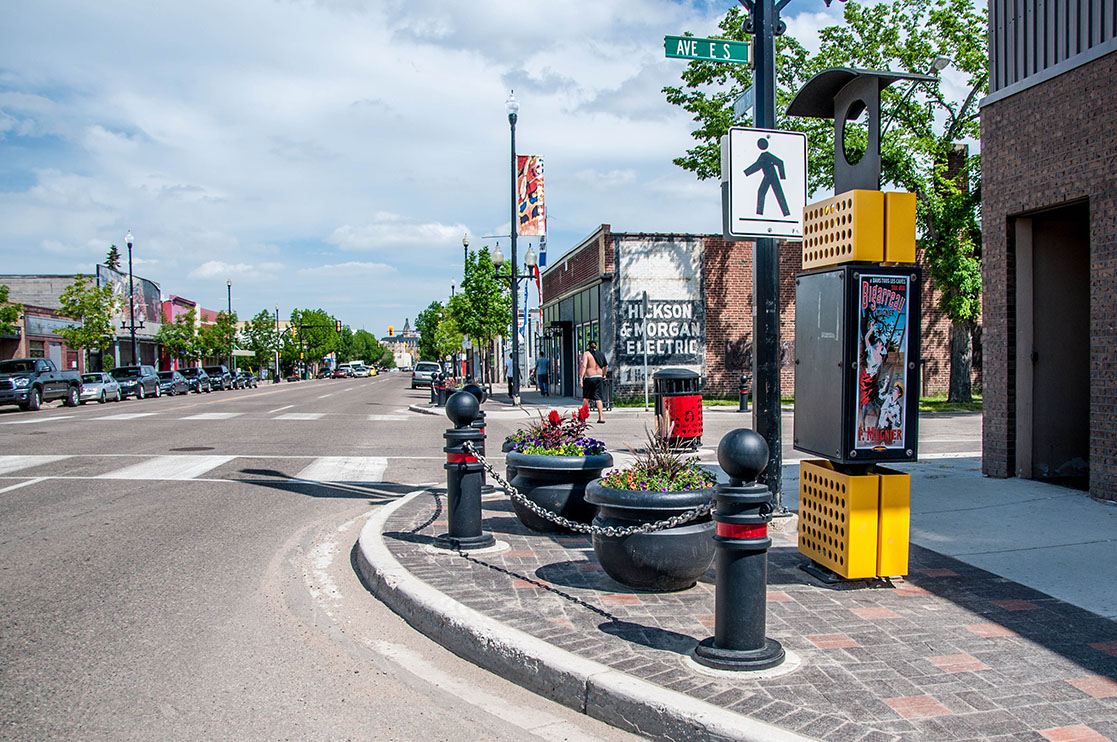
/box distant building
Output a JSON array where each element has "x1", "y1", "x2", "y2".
[
  {"x1": 382, "y1": 318, "x2": 419, "y2": 368},
  {"x1": 980, "y1": 1, "x2": 1116, "y2": 500}
]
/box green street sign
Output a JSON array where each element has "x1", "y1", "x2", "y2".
[{"x1": 664, "y1": 35, "x2": 752, "y2": 65}]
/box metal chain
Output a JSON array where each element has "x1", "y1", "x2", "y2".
[{"x1": 462, "y1": 441, "x2": 713, "y2": 537}]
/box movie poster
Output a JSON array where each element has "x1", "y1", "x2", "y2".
[
  {"x1": 516, "y1": 154, "x2": 545, "y2": 235},
  {"x1": 853, "y1": 273, "x2": 911, "y2": 451}
]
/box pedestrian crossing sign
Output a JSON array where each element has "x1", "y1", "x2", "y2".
[{"x1": 722, "y1": 127, "x2": 807, "y2": 240}]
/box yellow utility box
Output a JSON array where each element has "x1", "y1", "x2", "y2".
[
  {"x1": 798, "y1": 460, "x2": 911, "y2": 579},
  {"x1": 884, "y1": 192, "x2": 917, "y2": 264},
  {"x1": 801, "y1": 189, "x2": 918, "y2": 269}
]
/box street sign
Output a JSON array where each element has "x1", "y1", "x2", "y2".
[
  {"x1": 722, "y1": 126, "x2": 807, "y2": 240},
  {"x1": 664, "y1": 36, "x2": 752, "y2": 65},
  {"x1": 733, "y1": 85, "x2": 754, "y2": 121}
]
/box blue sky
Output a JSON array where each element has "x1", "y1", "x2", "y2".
[{"x1": 0, "y1": 0, "x2": 853, "y2": 334}]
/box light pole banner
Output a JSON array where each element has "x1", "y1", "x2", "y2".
[{"x1": 516, "y1": 155, "x2": 546, "y2": 235}]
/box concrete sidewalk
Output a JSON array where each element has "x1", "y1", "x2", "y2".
[{"x1": 377, "y1": 393, "x2": 1117, "y2": 740}]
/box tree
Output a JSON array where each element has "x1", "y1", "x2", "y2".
[
  {"x1": 197, "y1": 311, "x2": 238, "y2": 363},
  {"x1": 663, "y1": 0, "x2": 986, "y2": 401},
  {"x1": 287, "y1": 308, "x2": 338, "y2": 369},
  {"x1": 450, "y1": 246, "x2": 512, "y2": 383},
  {"x1": 0, "y1": 285, "x2": 22, "y2": 337},
  {"x1": 56, "y1": 275, "x2": 121, "y2": 369},
  {"x1": 105, "y1": 245, "x2": 122, "y2": 272},
  {"x1": 157, "y1": 307, "x2": 201, "y2": 366},
  {"x1": 433, "y1": 314, "x2": 464, "y2": 366},
  {"x1": 415, "y1": 301, "x2": 444, "y2": 363},
  {"x1": 242, "y1": 309, "x2": 279, "y2": 373}
]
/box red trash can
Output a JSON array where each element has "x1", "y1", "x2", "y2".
[{"x1": 653, "y1": 368, "x2": 703, "y2": 450}]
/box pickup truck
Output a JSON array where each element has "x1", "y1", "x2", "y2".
[{"x1": 0, "y1": 358, "x2": 84, "y2": 411}]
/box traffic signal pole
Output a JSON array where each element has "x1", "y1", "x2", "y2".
[{"x1": 746, "y1": 0, "x2": 786, "y2": 509}]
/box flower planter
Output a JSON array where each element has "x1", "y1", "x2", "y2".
[
  {"x1": 584, "y1": 480, "x2": 715, "y2": 592},
  {"x1": 505, "y1": 451, "x2": 614, "y2": 533}
]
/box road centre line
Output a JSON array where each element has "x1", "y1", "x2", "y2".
[
  {"x1": 268, "y1": 405, "x2": 294, "y2": 413},
  {"x1": 318, "y1": 393, "x2": 334, "y2": 399}
]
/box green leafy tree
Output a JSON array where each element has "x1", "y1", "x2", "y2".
[
  {"x1": 450, "y1": 246, "x2": 512, "y2": 384},
  {"x1": 242, "y1": 309, "x2": 279, "y2": 373},
  {"x1": 157, "y1": 307, "x2": 201, "y2": 366},
  {"x1": 1, "y1": 285, "x2": 23, "y2": 337},
  {"x1": 198, "y1": 310, "x2": 238, "y2": 364},
  {"x1": 105, "y1": 245, "x2": 122, "y2": 272},
  {"x1": 56, "y1": 275, "x2": 121, "y2": 369},
  {"x1": 335, "y1": 324, "x2": 354, "y2": 363},
  {"x1": 415, "y1": 301, "x2": 444, "y2": 363},
  {"x1": 433, "y1": 314, "x2": 464, "y2": 366},
  {"x1": 287, "y1": 308, "x2": 338, "y2": 369},
  {"x1": 663, "y1": 0, "x2": 986, "y2": 401}
]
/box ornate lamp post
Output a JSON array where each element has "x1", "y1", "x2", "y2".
[
  {"x1": 125, "y1": 231, "x2": 138, "y2": 365},
  {"x1": 274, "y1": 304, "x2": 280, "y2": 383},
  {"x1": 226, "y1": 280, "x2": 234, "y2": 371},
  {"x1": 491, "y1": 238, "x2": 536, "y2": 405}
]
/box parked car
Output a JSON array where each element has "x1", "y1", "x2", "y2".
[
  {"x1": 234, "y1": 370, "x2": 258, "y2": 388},
  {"x1": 79, "y1": 372, "x2": 122, "y2": 404},
  {"x1": 0, "y1": 358, "x2": 84, "y2": 410},
  {"x1": 178, "y1": 367, "x2": 212, "y2": 394},
  {"x1": 332, "y1": 367, "x2": 349, "y2": 378},
  {"x1": 203, "y1": 365, "x2": 232, "y2": 390},
  {"x1": 111, "y1": 365, "x2": 161, "y2": 399},
  {"x1": 410, "y1": 361, "x2": 441, "y2": 389},
  {"x1": 157, "y1": 370, "x2": 189, "y2": 396}
]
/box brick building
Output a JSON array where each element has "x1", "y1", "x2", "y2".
[
  {"x1": 540, "y1": 225, "x2": 958, "y2": 401},
  {"x1": 980, "y1": 1, "x2": 1116, "y2": 501}
]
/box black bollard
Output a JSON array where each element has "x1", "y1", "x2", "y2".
[
  {"x1": 435, "y1": 391, "x2": 495, "y2": 551},
  {"x1": 462, "y1": 384, "x2": 494, "y2": 494},
  {"x1": 738, "y1": 374, "x2": 751, "y2": 413},
  {"x1": 693, "y1": 428, "x2": 785, "y2": 671},
  {"x1": 437, "y1": 379, "x2": 454, "y2": 407},
  {"x1": 430, "y1": 374, "x2": 440, "y2": 405}
]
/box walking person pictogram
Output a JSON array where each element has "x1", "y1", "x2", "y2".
[{"x1": 743, "y1": 138, "x2": 791, "y2": 217}]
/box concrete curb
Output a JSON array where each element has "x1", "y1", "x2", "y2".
[
  {"x1": 355, "y1": 490, "x2": 818, "y2": 742},
  {"x1": 407, "y1": 403, "x2": 441, "y2": 416}
]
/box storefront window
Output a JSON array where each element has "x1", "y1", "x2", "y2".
[{"x1": 29, "y1": 340, "x2": 45, "y2": 358}]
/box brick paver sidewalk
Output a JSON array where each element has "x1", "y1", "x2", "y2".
[{"x1": 382, "y1": 491, "x2": 1117, "y2": 741}]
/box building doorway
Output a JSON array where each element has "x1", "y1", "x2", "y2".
[{"x1": 1014, "y1": 201, "x2": 1090, "y2": 489}]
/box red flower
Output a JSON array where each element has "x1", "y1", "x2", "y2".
[
  {"x1": 548, "y1": 410, "x2": 561, "y2": 425},
  {"x1": 578, "y1": 404, "x2": 589, "y2": 421}
]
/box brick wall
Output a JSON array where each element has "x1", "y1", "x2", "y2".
[
  {"x1": 542, "y1": 225, "x2": 610, "y2": 301},
  {"x1": 981, "y1": 50, "x2": 1117, "y2": 500}
]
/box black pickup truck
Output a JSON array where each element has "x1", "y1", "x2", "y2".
[{"x1": 0, "y1": 358, "x2": 84, "y2": 411}]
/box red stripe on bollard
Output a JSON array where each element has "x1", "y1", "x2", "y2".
[
  {"x1": 447, "y1": 453, "x2": 477, "y2": 463},
  {"x1": 716, "y1": 522, "x2": 767, "y2": 539}
]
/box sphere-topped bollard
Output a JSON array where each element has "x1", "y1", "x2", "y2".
[
  {"x1": 429, "y1": 373, "x2": 441, "y2": 405},
  {"x1": 462, "y1": 384, "x2": 494, "y2": 494},
  {"x1": 435, "y1": 391, "x2": 494, "y2": 550},
  {"x1": 692, "y1": 428, "x2": 785, "y2": 671},
  {"x1": 436, "y1": 372, "x2": 455, "y2": 407}
]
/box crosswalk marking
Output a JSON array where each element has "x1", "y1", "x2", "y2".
[
  {"x1": 96, "y1": 455, "x2": 236, "y2": 480},
  {"x1": 0, "y1": 415, "x2": 75, "y2": 425},
  {"x1": 0, "y1": 455, "x2": 72, "y2": 475},
  {"x1": 182, "y1": 412, "x2": 243, "y2": 420},
  {"x1": 93, "y1": 413, "x2": 157, "y2": 421},
  {"x1": 368, "y1": 415, "x2": 408, "y2": 421},
  {"x1": 268, "y1": 405, "x2": 294, "y2": 413},
  {"x1": 295, "y1": 456, "x2": 387, "y2": 483},
  {"x1": 274, "y1": 413, "x2": 323, "y2": 420}
]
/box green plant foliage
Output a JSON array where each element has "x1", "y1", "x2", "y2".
[
  {"x1": 505, "y1": 407, "x2": 606, "y2": 456},
  {"x1": 600, "y1": 427, "x2": 716, "y2": 492},
  {"x1": 242, "y1": 309, "x2": 279, "y2": 371},
  {"x1": 157, "y1": 307, "x2": 201, "y2": 364},
  {"x1": 55, "y1": 275, "x2": 121, "y2": 356},
  {"x1": 0, "y1": 285, "x2": 22, "y2": 337}
]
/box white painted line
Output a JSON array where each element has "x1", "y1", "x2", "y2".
[
  {"x1": 0, "y1": 477, "x2": 47, "y2": 494},
  {"x1": 92, "y1": 413, "x2": 158, "y2": 421},
  {"x1": 0, "y1": 455, "x2": 72, "y2": 475},
  {"x1": 0, "y1": 415, "x2": 75, "y2": 425},
  {"x1": 97, "y1": 455, "x2": 236, "y2": 480},
  {"x1": 296, "y1": 456, "x2": 387, "y2": 483},
  {"x1": 368, "y1": 415, "x2": 408, "y2": 421},
  {"x1": 268, "y1": 405, "x2": 294, "y2": 413},
  {"x1": 182, "y1": 412, "x2": 244, "y2": 420},
  {"x1": 274, "y1": 412, "x2": 324, "y2": 420},
  {"x1": 318, "y1": 393, "x2": 334, "y2": 399}
]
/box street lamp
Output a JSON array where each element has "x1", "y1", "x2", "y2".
[
  {"x1": 274, "y1": 304, "x2": 280, "y2": 383},
  {"x1": 491, "y1": 236, "x2": 537, "y2": 404},
  {"x1": 505, "y1": 89, "x2": 524, "y2": 404},
  {"x1": 125, "y1": 231, "x2": 138, "y2": 365},
  {"x1": 226, "y1": 280, "x2": 233, "y2": 372},
  {"x1": 462, "y1": 233, "x2": 470, "y2": 274},
  {"x1": 880, "y1": 56, "x2": 952, "y2": 140}
]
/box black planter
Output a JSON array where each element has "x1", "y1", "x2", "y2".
[
  {"x1": 585, "y1": 480, "x2": 715, "y2": 592},
  {"x1": 505, "y1": 451, "x2": 614, "y2": 533}
]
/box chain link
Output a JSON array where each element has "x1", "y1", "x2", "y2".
[{"x1": 462, "y1": 441, "x2": 714, "y2": 537}]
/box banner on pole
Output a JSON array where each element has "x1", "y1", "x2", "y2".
[{"x1": 516, "y1": 155, "x2": 546, "y2": 235}]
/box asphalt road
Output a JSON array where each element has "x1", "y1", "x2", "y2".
[{"x1": 0, "y1": 375, "x2": 640, "y2": 741}]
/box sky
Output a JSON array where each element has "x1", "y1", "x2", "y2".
[{"x1": 0, "y1": 0, "x2": 861, "y2": 336}]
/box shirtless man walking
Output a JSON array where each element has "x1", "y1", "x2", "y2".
[{"x1": 579, "y1": 341, "x2": 608, "y2": 424}]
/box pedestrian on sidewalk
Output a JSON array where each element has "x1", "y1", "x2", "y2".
[
  {"x1": 579, "y1": 341, "x2": 608, "y2": 423},
  {"x1": 535, "y1": 353, "x2": 550, "y2": 397},
  {"x1": 505, "y1": 354, "x2": 514, "y2": 398}
]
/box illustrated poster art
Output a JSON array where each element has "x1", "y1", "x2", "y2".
[
  {"x1": 516, "y1": 154, "x2": 545, "y2": 235},
  {"x1": 853, "y1": 273, "x2": 911, "y2": 450}
]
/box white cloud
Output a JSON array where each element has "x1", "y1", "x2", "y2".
[{"x1": 328, "y1": 214, "x2": 468, "y2": 251}]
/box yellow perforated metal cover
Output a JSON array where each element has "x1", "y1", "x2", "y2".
[
  {"x1": 798, "y1": 460, "x2": 881, "y2": 579},
  {"x1": 802, "y1": 190, "x2": 884, "y2": 269}
]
